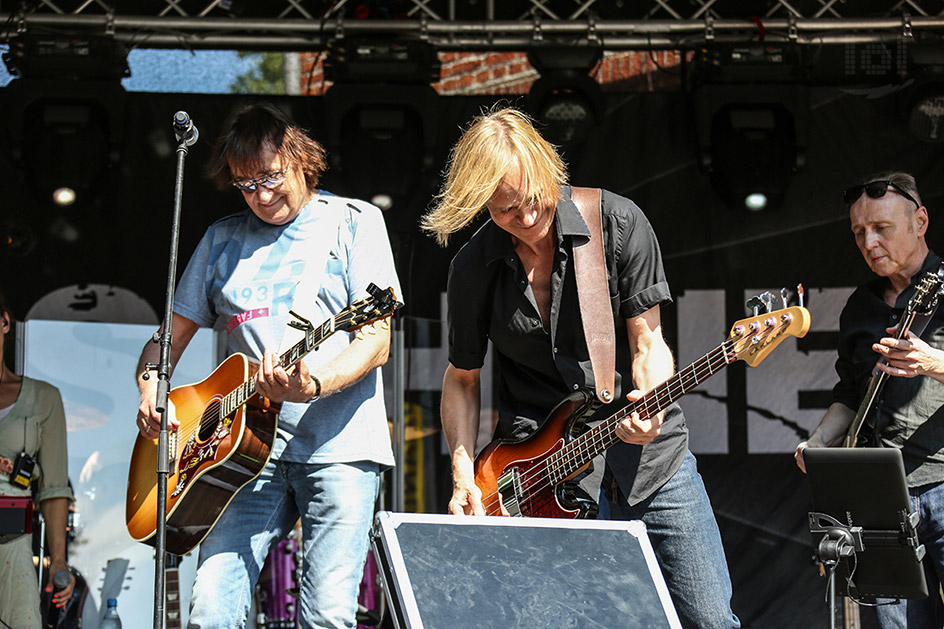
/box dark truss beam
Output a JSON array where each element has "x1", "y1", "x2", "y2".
[{"x1": 0, "y1": 1, "x2": 943, "y2": 51}]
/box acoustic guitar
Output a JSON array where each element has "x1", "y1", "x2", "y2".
[
  {"x1": 126, "y1": 284, "x2": 400, "y2": 555},
  {"x1": 473, "y1": 305, "x2": 811, "y2": 518}
]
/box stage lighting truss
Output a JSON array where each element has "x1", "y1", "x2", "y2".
[{"x1": 2, "y1": 2, "x2": 943, "y2": 52}]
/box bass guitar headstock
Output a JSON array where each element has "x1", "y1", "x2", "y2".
[{"x1": 729, "y1": 285, "x2": 811, "y2": 367}]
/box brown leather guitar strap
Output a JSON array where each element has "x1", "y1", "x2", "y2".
[{"x1": 571, "y1": 187, "x2": 616, "y2": 404}]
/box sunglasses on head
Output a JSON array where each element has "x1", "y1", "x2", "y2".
[{"x1": 842, "y1": 180, "x2": 920, "y2": 209}]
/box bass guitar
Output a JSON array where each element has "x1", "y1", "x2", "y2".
[
  {"x1": 126, "y1": 284, "x2": 399, "y2": 555},
  {"x1": 474, "y1": 305, "x2": 811, "y2": 518},
  {"x1": 843, "y1": 263, "x2": 944, "y2": 447}
]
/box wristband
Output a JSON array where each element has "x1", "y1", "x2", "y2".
[{"x1": 310, "y1": 376, "x2": 322, "y2": 402}]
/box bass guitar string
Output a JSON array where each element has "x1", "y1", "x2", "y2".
[
  {"x1": 481, "y1": 320, "x2": 788, "y2": 516},
  {"x1": 480, "y1": 340, "x2": 734, "y2": 515},
  {"x1": 479, "y1": 338, "x2": 736, "y2": 516}
]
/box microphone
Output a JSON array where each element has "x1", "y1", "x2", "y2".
[
  {"x1": 42, "y1": 569, "x2": 72, "y2": 628},
  {"x1": 173, "y1": 110, "x2": 199, "y2": 146}
]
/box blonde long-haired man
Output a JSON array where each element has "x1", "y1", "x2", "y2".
[{"x1": 423, "y1": 107, "x2": 739, "y2": 629}]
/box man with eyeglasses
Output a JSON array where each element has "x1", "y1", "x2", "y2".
[
  {"x1": 134, "y1": 103, "x2": 401, "y2": 628},
  {"x1": 796, "y1": 172, "x2": 944, "y2": 627}
]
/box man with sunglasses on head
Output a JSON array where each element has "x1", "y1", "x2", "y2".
[
  {"x1": 134, "y1": 103, "x2": 401, "y2": 628},
  {"x1": 796, "y1": 172, "x2": 944, "y2": 627}
]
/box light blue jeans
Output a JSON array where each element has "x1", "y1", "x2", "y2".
[
  {"x1": 187, "y1": 459, "x2": 380, "y2": 629},
  {"x1": 600, "y1": 450, "x2": 740, "y2": 629},
  {"x1": 874, "y1": 480, "x2": 944, "y2": 629}
]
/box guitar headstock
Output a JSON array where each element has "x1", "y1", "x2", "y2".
[
  {"x1": 342, "y1": 284, "x2": 401, "y2": 332},
  {"x1": 908, "y1": 265, "x2": 944, "y2": 316},
  {"x1": 727, "y1": 306, "x2": 811, "y2": 367}
]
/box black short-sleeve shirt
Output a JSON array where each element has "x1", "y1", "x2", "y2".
[
  {"x1": 833, "y1": 251, "x2": 944, "y2": 487},
  {"x1": 446, "y1": 186, "x2": 689, "y2": 504}
]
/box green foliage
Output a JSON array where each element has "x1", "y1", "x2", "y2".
[{"x1": 231, "y1": 51, "x2": 284, "y2": 94}]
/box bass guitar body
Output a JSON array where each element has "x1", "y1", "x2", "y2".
[
  {"x1": 126, "y1": 353, "x2": 278, "y2": 556},
  {"x1": 473, "y1": 390, "x2": 599, "y2": 519}
]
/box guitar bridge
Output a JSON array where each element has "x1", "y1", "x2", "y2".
[{"x1": 496, "y1": 468, "x2": 524, "y2": 517}]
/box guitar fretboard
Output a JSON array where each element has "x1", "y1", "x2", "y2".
[
  {"x1": 218, "y1": 316, "x2": 338, "y2": 418},
  {"x1": 544, "y1": 339, "x2": 736, "y2": 485}
]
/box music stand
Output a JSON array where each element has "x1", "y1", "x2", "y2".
[{"x1": 805, "y1": 448, "x2": 927, "y2": 629}]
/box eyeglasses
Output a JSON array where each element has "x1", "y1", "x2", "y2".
[
  {"x1": 231, "y1": 170, "x2": 286, "y2": 192},
  {"x1": 842, "y1": 180, "x2": 920, "y2": 209}
]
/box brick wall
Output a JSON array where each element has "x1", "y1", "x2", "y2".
[{"x1": 298, "y1": 50, "x2": 683, "y2": 95}]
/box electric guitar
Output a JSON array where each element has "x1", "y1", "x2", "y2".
[
  {"x1": 126, "y1": 284, "x2": 400, "y2": 555},
  {"x1": 473, "y1": 305, "x2": 811, "y2": 518},
  {"x1": 843, "y1": 264, "x2": 944, "y2": 447}
]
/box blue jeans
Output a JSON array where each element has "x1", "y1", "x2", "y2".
[
  {"x1": 187, "y1": 459, "x2": 380, "y2": 629},
  {"x1": 600, "y1": 450, "x2": 740, "y2": 629},
  {"x1": 875, "y1": 480, "x2": 944, "y2": 629}
]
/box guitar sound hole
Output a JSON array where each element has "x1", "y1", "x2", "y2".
[{"x1": 197, "y1": 407, "x2": 220, "y2": 442}]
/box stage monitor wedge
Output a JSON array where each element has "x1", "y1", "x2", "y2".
[{"x1": 372, "y1": 511, "x2": 682, "y2": 629}]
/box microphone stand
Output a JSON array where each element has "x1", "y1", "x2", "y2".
[{"x1": 145, "y1": 112, "x2": 198, "y2": 629}]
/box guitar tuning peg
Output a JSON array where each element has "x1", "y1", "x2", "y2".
[
  {"x1": 760, "y1": 291, "x2": 774, "y2": 313},
  {"x1": 780, "y1": 288, "x2": 789, "y2": 309},
  {"x1": 745, "y1": 295, "x2": 768, "y2": 316},
  {"x1": 797, "y1": 283, "x2": 805, "y2": 308}
]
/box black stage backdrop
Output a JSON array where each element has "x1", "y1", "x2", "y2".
[{"x1": 4, "y1": 84, "x2": 943, "y2": 628}]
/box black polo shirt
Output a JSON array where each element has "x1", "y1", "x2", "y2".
[
  {"x1": 834, "y1": 251, "x2": 944, "y2": 487},
  {"x1": 446, "y1": 186, "x2": 689, "y2": 504}
]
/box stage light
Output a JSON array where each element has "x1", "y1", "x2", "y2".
[
  {"x1": 323, "y1": 36, "x2": 440, "y2": 232},
  {"x1": 3, "y1": 34, "x2": 129, "y2": 81},
  {"x1": 528, "y1": 47, "x2": 603, "y2": 146},
  {"x1": 371, "y1": 194, "x2": 394, "y2": 211},
  {"x1": 4, "y1": 78, "x2": 126, "y2": 210},
  {"x1": 908, "y1": 89, "x2": 944, "y2": 143},
  {"x1": 52, "y1": 187, "x2": 77, "y2": 207},
  {"x1": 744, "y1": 193, "x2": 768, "y2": 211},
  {"x1": 694, "y1": 84, "x2": 809, "y2": 211},
  {"x1": 324, "y1": 39, "x2": 440, "y2": 85}
]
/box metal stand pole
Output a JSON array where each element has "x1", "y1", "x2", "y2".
[
  {"x1": 146, "y1": 112, "x2": 198, "y2": 629},
  {"x1": 391, "y1": 312, "x2": 406, "y2": 513}
]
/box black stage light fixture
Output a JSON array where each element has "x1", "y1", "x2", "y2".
[
  {"x1": 908, "y1": 88, "x2": 944, "y2": 142},
  {"x1": 3, "y1": 34, "x2": 129, "y2": 81},
  {"x1": 693, "y1": 64, "x2": 809, "y2": 212},
  {"x1": 324, "y1": 38, "x2": 441, "y2": 85},
  {"x1": 323, "y1": 39, "x2": 439, "y2": 232},
  {"x1": 1, "y1": 34, "x2": 127, "y2": 211},
  {"x1": 4, "y1": 78, "x2": 126, "y2": 212},
  {"x1": 527, "y1": 46, "x2": 603, "y2": 146}
]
